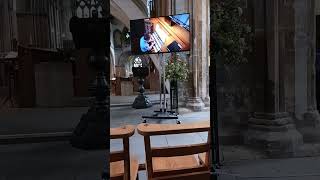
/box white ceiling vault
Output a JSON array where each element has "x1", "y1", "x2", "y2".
[{"x1": 110, "y1": 0, "x2": 147, "y2": 29}]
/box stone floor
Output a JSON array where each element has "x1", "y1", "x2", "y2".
[
  {"x1": 110, "y1": 106, "x2": 320, "y2": 180},
  {"x1": 0, "y1": 141, "x2": 106, "y2": 180},
  {"x1": 110, "y1": 106, "x2": 266, "y2": 180},
  {"x1": 110, "y1": 105, "x2": 211, "y2": 165},
  {"x1": 0, "y1": 104, "x2": 319, "y2": 179},
  {"x1": 218, "y1": 156, "x2": 320, "y2": 180}
]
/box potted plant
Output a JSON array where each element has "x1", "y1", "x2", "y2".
[{"x1": 165, "y1": 53, "x2": 189, "y2": 81}]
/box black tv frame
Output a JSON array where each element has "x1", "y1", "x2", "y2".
[{"x1": 129, "y1": 13, "x2": 191, "y2": 55}]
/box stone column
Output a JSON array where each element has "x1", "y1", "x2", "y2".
[
  {"x1": 153, "y1": 0, "x2": 171, "y2": 16},
  {"x1": 296, "y1": 0, "x2": 320, "y2": 142},
  {"x1": 201, "y1": 0, "x2": 210, "y2": 107},
  {"x1": 245, "y1": 0, "x2": 303, "y2": 158},
  {"x1": 186, "y1": 0, "x2": 205, "y2": 111}
]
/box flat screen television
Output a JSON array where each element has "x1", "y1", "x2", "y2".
[{"x1": 130, "y1": 13, "x2": 190, "y2": 55}]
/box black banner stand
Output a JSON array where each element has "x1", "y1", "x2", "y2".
[
  {"x1": 170, "y1": 79, "x2": 179, "y2": 113},
  {"x1": 142, "y1": 53, "x2": 179, "y2": 123}
]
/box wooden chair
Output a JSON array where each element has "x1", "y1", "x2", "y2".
[
  {"x1": 137, "y1": 121, "x2": 211, "y2": 180},
  {"x1": 110, "y1": 125, "x2": 139, "y2": 180}
]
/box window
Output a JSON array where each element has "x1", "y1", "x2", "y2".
[
  {"x1": 133, "y1": 57, "x2": 143, "y2": 67},
  {"x1": 76, "y1": 0, "x2": 103, "y2": 18}
]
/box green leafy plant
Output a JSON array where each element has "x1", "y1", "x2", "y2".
[
  {"x1": 210, "y1": 0, "x2": 253, "y2": 64},
  {"x1": 165, "y1": 53, "x2": 189, "y2": 81}
]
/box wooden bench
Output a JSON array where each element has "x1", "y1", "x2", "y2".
[
  {"x1": 137, "y1": 121, "x2": 211, "y2": 180},
  {"x1": 110, "y1": 125, "x2": 139, "y2": 180}
]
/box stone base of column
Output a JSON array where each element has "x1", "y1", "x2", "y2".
[
  {"x1": 186, "y1": 97, "x2": 205, "y2": 112},
  {"x1": 298, "y1": 110, "x2": 320, "y2": 143},
  {"x1": 244, "y1": 112, "x2": 303, "y2": 158},
  {"x1": 203, "y1": 96, "x2": 210, "y2": 107},
  {"x1": 303, "y1": 110, "x2": 320, "y2": 127}
]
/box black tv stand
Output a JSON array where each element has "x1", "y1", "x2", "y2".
[{"x1": 141, "y1": 54, "x2": 180, "y2": 124}]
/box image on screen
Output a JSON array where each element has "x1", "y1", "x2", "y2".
[{"x1": 130, "y1": 13, "x2": 190, "y2": 55}]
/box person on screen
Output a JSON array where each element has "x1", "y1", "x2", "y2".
[{"x1": 140, "y1": 33, "x2": 155, "y2": 53}]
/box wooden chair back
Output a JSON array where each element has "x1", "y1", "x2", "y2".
[
  {"x1": 110, "y1": 125, "x2": 135, "y2": 180},
  {"x1": 137, "y1": 121, "x2": 211, "y2": 180}
]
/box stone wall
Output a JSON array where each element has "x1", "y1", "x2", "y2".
[
  {"x1": 208, "y1": 0, "x2": 320, "y2": 157},
  {"x1": 213, "y1": 0, "x2": 256, "y2": 145}
]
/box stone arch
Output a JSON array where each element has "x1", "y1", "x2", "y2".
[
  {"x1": 113, "y1": 29, "x2": 122, "y2": 49},
  {"x1": 118, "y1": 50, "x2": 132, "y2": 66},
  {"x1": 110, "y1": 0, "x2": 130, "y2": 28}
]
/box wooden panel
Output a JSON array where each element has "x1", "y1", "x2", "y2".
[
  {"x1": 110, "y1": 176, "x2": 123, "y2": 180},
  {"x1": 110, "y1": 125, "x2": 139, "y2": 180},
  {"x1": 73, "y1": 48, "x2": 92, "y2": 97},
  {"x1": 110, "y1": 125, "x2": 135, "y2": 139},
  {"x1": 16, "y1": 46, "x2": 64, "y2": 107},
  {"x1": 137, "y1": 120, "x2": 210, "y2": 136},
  {"x1": 110, "y1": 158, "x2": 139, "y2": 180},
  {"x1": 152, "y1": 155, "x2": 200, "y2": 172},
  {"x1": 120, "y1": 78, "x2": 133, "y2": 96},
  {"x1": 149, "y1": 62, "x2": 160, "y2": 92},
  {"x1": 110, "y1": 150, "x2": 125, "y2": 162},
  {"x1": 111, "y1": 79, "x2": 116, "y2": 95},
  {"x1": 153, "y1": 166, "x2": 208, "y2": 178},
  {"x1": 144, "y1": 136, "x2": 154, "y2": 179},
  {"x1": 17, "y1": 47, "x2": 36, "y2": 107},
  {"x1": 152, "y1": 171, "x2": 210, "y2": 180},
  {"x1": 140, "y1": 121, "x2": 211, "y2": 179},
  {"x1": 151, "y1": 143, "x2": 210, "y2": 157},
  {"x1": 123, "y1": 137, "x2": 131, "y2": 180}
]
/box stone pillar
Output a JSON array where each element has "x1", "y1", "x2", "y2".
[
  {"x1": 201, "y1": 0, "x2": 210, "y2": 107},
  {"x1": 153, "y1": 0, "x2": 171, "y2": 16},
  {"x1": 245, "y1": 0, "x2": 303, "y2": 157},
  {"x1": 186, "y1": 0, "x2": 205, "y2": 111},
  {"x1": 295, "y1": 0, "x2": 320, "y2": 142}
]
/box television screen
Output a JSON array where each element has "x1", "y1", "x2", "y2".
[{"x1": 130, "y1": 13, "x2": 190, "y2": 55}]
